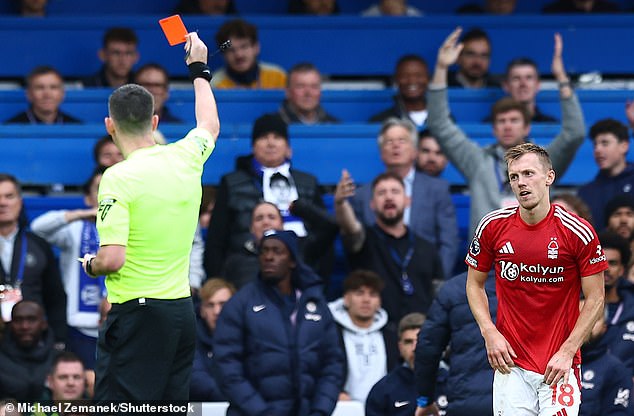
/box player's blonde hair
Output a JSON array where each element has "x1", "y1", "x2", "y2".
[{"x1": 504, "y1": 142, "x2": 552, "y2": 172}]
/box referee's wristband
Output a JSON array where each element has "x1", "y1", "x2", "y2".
[
  {"x1": 416, "y1": 396, "x2": 429, "y2": 407},
  {"x1": 86, "y1": 257, "x2": 97, "y2": 277},
  {"x1": 188, "y1": 62, "x2": 212, "y2": 82}
]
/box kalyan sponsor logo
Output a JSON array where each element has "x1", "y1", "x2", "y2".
[{"x1": 500, "y1": 261, "x2": 564, "y2": 283}]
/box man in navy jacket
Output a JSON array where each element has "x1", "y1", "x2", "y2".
[
  {"x1": 213, "y1": 230, "x2": 344, "y2": 416},
  {"x1": 414, "y1": 271, "x2": 496, "y2": 415}
]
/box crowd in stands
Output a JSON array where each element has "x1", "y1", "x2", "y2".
[{"x1": 3, "y1": 1, "x2": 634, "y2": 415}]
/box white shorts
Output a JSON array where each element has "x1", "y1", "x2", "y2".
[{"x1": 493, "y1": 365, "x2": 581, "y2": 416}]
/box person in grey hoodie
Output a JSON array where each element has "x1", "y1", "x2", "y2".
[
  {"x1": 427, "y1": 27, "x2": 585, "y2": 239},
  {"x1": 328, "y1": 269, "x2": 399, "y2": 403}
]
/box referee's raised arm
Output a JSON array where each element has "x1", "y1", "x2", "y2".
[{"x1": 185, "y1": 32, "x2": 220, "y2": 141}]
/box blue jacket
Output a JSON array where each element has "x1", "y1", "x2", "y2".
[
  {"x1": 213, "y1": 265, "x2": 344, "y2": 416},
  {"x1": 189, "y1": 317, "x2": 225, "y2": 401},
  {"x1": 366, "y1": 364, "x2": 449, "y2": 416},
  {"x1": 604, "y1": 285, "x2": 634, "y2": 377},
  {"x1": 580, "y1": 337, "x2": 633, "y2": 416},
  {"x1": 365, "y1": 365, "x2": 417, "y2": 416},
  {"x1": 415, "y1": 271, "x2": 496, "y2": 416},
  {"x1": 578, "y1": 162, "x2": 634, "y2": 228},
  {"x1": 351, "y1": 170, "x2": 458, "y2": 278}
]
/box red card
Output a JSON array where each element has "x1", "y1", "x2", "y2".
[{"x1": 159, "y1": 15, "x2": 188, "y2": 46}]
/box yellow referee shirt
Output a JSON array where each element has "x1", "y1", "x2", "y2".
[{"x1": 96, "y1": 128, "x2": 215, "y2": 303}]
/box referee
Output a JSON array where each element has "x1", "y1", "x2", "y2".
[{"x1": 81, "y1": 32, "x2": 219, "y2": 401}]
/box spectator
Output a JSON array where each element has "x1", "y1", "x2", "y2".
[
  {"x1": 328, "y1": 270, "x2": 398, "y2": 403},
  {"x1": 174, "y1": 0, "x2": 237, "y2": 15},
  {"x1": 30, "y1": 168, "x2": 106, "y2": 369},
  {"x1": 213, "y1": 230, "x2": 344, "y2": 416},
  {"x1": 0, "y1": 301, "x2": 56, "y2": 401},
  {"x1": 485, "y1": 57, "x2": 558, "y2": 123},
  {"x1": 211, "y1": 19, "x2": 286, "y2": 89},
  {"x1": 16, "y1": 0, "x2": 48, "y2": 16},
  {"x1": 416, "y1": 130, "x2": 448, "y2": 177},
  {"x1": 362, "y1": 0, "x2": 423, "y2": 16},
  {"x1": 366, "y1": 313, "x2": 437, "y2": 416},
  {"x1": 414, "y1": 270, "x2": 496, "y2": 415},
  {"x1": 543, "y1": 0, "x2": 620, "y2": 13},
  {"x1": 5, "y1": 66, "x2": 81, "y2": 125},
  {"x1": 204, "y1": 113, "x2": 329, "y2": 280},
  {"x1": 604, "y1": 194, "x2": 634, "y2": 240},
  {"x1": 93, "y1": 135, "x2": 123, "y2": 168},
  {"x1": 190, "y1": 278, "x2": 235, "y2": 401},
  {"x1": 369, "y1": 55, "x2": 429, "y2": 129},
  {"x1": 40, "y1": 351, "x2": 88, "y2": 402},
  {"x1": 335, "y1": 171, "x2": 444, "y2": 327},
  {"x1": 134, "y1": 63, "x2": 183, "y2": 124},
  {"x1": 221, "y1": 202, "x2": 282, "y2": 288},
  {"x1": 579, "y1": 299, "x2": 632, "y2": 416},
  {"x1": 0, "y1": 173, "x2": 67, "y2": 346},
  {"x1": 447, "y1": 28, "x2": 500, "y2": 89},
  {"x1": 599, "y1": 231, "x2": 634, "y2": 377},
  {"x1": 578, "y1": 118, "x2": 634, "y2": 228},
  {"x1": 350, "y1": 118, "x2": 458, "y2": 278},
  {"x1": 456, "y1": 0, "x2": 517, "y2": 14},
  {"x1": 288, "y1": 0, "x2": 339, "y2": 14},
  {"x1": 278, "y1": 63, "x2": 338, "y2": 125},
  {"x1": 552, "y1": 193, "x2": 593, "y2": 224},
  {"x1": 428, "y1": 28, "x2": 585, "y2": 238},
  {"x1": 82, "y1": 27, "x2": 139, "y2": 88}
]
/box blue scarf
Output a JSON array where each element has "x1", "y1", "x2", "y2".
[{"x1": 78, "y1": 220, "x2": 106, "y2": 312}]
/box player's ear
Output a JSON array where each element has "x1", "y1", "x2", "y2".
[
  {"x1": 151, "y1": 114, "x2": 159, "y2": 131},
  {"x1": 546, "y1": 169, "x2": 555, "y2": 186},
  {"x1": 104, "y1": 117, "x2": 115, "y2": 136}
]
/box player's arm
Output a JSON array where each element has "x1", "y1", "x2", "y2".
[
  {"x1": 185, "y1": 32, "x2": 220, "y2": 141},
  {"x1": 81, "y1": 245, "x2": 125, "y2": 277},
  {"x1": 544, "y1": 271, "x2": 604, "y2": 386},
  {"x1": 467, "y1": 266, "x2": 516, "y2": 374}
]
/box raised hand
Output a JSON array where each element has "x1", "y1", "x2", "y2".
[
  {"x1": 551, "y1": 33, "x2": 567, "y2": 82},
  {"x1": 334, "y1": 169, "x2": 355, "y2": 205},
  {"x1": 185, "y1": 32, "x2": 208, "y2": 65},
  {"x1": 436, "y1": 27, "x2": 464, "y2": 69}
]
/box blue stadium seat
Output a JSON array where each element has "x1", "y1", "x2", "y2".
[
  {"x1": 1, "y1": 15, "x2": 633, "y2": 79},
  {"x1": 1, "y1": 88, "x2": 630, "y2": 127},
  {"x1": 0, "y1": 123, "x2": 597, "y2": 188}
]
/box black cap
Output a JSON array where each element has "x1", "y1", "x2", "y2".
[
  {"x1": 251, "y1": 113, "x2": 288, "y2": 144},
  {"x1": 604, "y1": 193, "x2": 634, "y2": 226}
]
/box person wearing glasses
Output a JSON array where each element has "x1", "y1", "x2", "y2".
[
  {"x1": 82, "y1": 27, "x2": 139, "y2": 88},
  {"x1": 447, "y1": 27, "x2": 500, "y2": 89},
  {"x1": 134, "y1": 63, "x2": 183, "y2": 124},
  {"x1": 335, "y1": 170, "x2": 444, "y2": 331}
]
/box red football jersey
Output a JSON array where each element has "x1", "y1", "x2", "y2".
[{"x1": 465, "y1": 204, "x2": 608, "y2": 374}]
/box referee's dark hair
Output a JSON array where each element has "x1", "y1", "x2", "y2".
[{"x1": 108, "y1": 84, "x2": 154, "y2": 135}]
